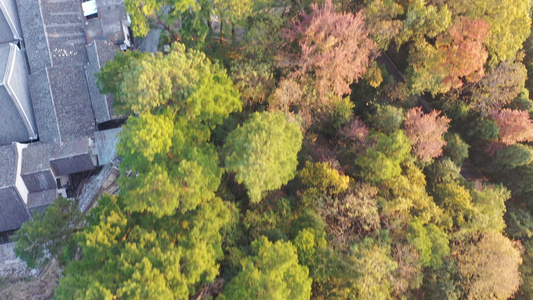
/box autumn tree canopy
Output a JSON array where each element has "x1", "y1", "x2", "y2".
[
  {"x1": 283, "y1": 0, "x2": 377, "y2": 98},
  {"x1": 404, "y1": 107, "x2": 450, "y2": 162},
  {"x1": 453, "y1": 231, "x2": 522, "y2": 299},
  {"x1": 448, "y1": 0, "x2": 531, "y2": 64},
  {"x1": 406, "y1": 16, "x2": 489, "y2": 95},
  {"x1": 491, "y1": 108, "x2": 533, "y2": 146},
  {"x1": 470, "y1": 61, "x2": 527, "y2": 114}
]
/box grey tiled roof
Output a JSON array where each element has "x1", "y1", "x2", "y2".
[
  {"x1": 51, "y1": 137, "x2": 91, "y2": 159},
  {"x1": 21, "y1": 143, "x2": 56, "y2": 192},
  {"x1": 21, "y1": 143, "x2": 52, "y2": 174},
  {"x1": 20, "y1": 0, "x2": 95, "y2": 143},
  {"x1": 95, "y1": 40, "x2": 119, "y2": 64},
  {"x1": 28, "y1": 69, "x2": 61, "y2": 143},
  {"x1": 0, "y1": 43, "x2": 38, "y2": 145},
  {"x1": 50, "y1": 137, "x2": 95, "y2": 176},
  {"x1": 86, "y1": 40, "x2": 118, "y2": 123},
  {"x1": 0, "y1": 187, "x2": 30, "y2": 232},
  {"x1": 0, "y1": 0, "x2": 22, "y2": 43},
  {"x1": 0, "y1": 88, "x2": 33, "y2": 146},
  {"x1": 16, "y1": 0, "x2": 52, "y2": 73},
  {"x1": 40, "y1": 0, "x2": 88, "y2": 68},
  {"x1": 0, "y1": 0, "x2": 131, "y2": 233},
  {"x1": 51, "y1": 154, "x2": 95, "y2": 177},
  {"x1": 27, "y1": 189, "x2": 57, "y2": 212},
  {"x1": 47, "y1": 66, "x2": 96, "y2": 140},
  {"x1": 86, "y1": 41, "x2": 110, "y2": 123},
  {"x1": 22, "y1": 170, "x2": 57, "y2": 193},
  {"x1": 0, "y1": 144, "x2": 28, "y2": 232},
  {"x1": 0, "y1": 144, "x2": 17, "y2": 188},
  {"x1": 0, "y1": 43, "x2": 8, "y2": 78}
]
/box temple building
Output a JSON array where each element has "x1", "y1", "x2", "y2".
[
  {"x1": 0, "y1": 0, "x2": 38, "y2": 145},
  {"x1": 0, "y1": 0, "x2": 129, "y2": 235}
]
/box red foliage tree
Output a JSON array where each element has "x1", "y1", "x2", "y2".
[
  {"x1": 404, "y1": 107, "x2": 451, "y2": 162},
  {"x1": 282, "y1": 0, "x2": 377, "y2": 98},
  {"x1": 491, "y1": 108, "x2": 533, "y2": 146},
  {"x1": 435, "y1": 17, "x2": 489, "y2": 91},
  {"x1": 339, "y1": 117, "x2": 369, "y2": 149}
]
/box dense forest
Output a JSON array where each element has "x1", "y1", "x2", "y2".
[{"x1": 11, "y1": 0, "x2": 533, "y2": 299}]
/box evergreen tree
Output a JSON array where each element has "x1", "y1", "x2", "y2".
[{"x1": 224, "y1": 111, "x2": 303, "y2": 202}]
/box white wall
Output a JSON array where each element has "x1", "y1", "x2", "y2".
[{"x1": 14, "y1": 142, "x2": 28, "y2": 204}]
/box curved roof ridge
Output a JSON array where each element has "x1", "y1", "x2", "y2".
[{"x1": 0, "y1": 0, "x2": 22, "y2": 43}]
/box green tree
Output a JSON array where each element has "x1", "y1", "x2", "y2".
[
  {"x1": 364, "y1": 0, "x2": 404, "y2": 50},
  {"x1": 465, "y1": 116, "x2": 499, "y2": 141},
  {"x1": 325, "y1": 96, "x2": 355, "y2": 136},
  {"x1": 293, "y1": 227, "x2": 332, "y2": 282},
  {"x1": 118, "y1": 111, "x2": 174, "y2": 167},
  {"x1": 12, "y1": 197, "x2": 84, "y2": 268},
  {"x1": 97, "y1": 50, "x2": 150, "y2": 110},
  {"x1": 224, "y1": 111, "x2": 303, "y2": 202},
  {"x1": 501, "y1": 163, "x2": 533, "y2": 198},
  {"x1": 55, "y1": 195, "x2": 231, "y2": 299},
  {"x1": 231, "y1": 60, "x2": 275, "y2": 107},
  {"x1": 298, "y1": 161, "x2": 350, "y2": 196},
  {"x1": 349, "y1": 237, "x2": 398, "y2": 300},
  {"x1": 468, "y1": 184, "x2": 510, "y2": 233},
  {"x1": 125, "y1": 0, "x2": 197, "y2": 37},
  {"x1": 406, "y1": 218, "x2": 450, "y2": 268},
  {"x1": 223, "y1": 236, "x2": 312, "y2": 300},
  {"x1": 119, "y1": 155, "x2": 221, "y2": 216},
  {"x1": 242, "y1": 196, "x2": 293, "y2": 241},
  {"x1": 421, "y1": 257, "x2": 463, "y2": 299},
  {"x1": 507, "y1": 206, "x2": 533, "y2": 240},
  {"x1": 493, "y1": 144, "x2": 533, "y2": 171},
  {"x1": 98, "y1": 43, "x2": 241, "y2": 119},
  {"x1": 99, "y1": 43, "x2": 241, "y2": 217},
  {"x1": 356, "y1": 130, "x2": 412, "y2": 183},
  {"x1": 442, "y1": 133, "x2": 469, "y2": 166},
  {"x1": 210, "y1": 0, "x2": 252, "y2": 40},
  {"x1": 433, "y1": 180, "x2": 476, "y2": 229},
  {"x1": 397, "y1": 0, "x2": 452, "y2": 45},
  {"x1": 380, "y1": 161, "x2": 443, "y2": 230},
  {"x1": 368, "y1": 104, "x2": 404, "y2": 134}
]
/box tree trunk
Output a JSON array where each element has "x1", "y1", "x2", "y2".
[
  {"x1": 231, "y1": 22, "x2": 236, "y2": 43},
  {"x1": 219, "y1": 19, "x2": 224, "y2": 44}
]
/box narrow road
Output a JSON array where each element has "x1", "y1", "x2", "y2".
[{"x1": 376, "y1": 53, "x2": 487, "y2": 182}]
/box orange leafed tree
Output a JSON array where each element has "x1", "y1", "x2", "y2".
[
  {"x1": 408, "y1": 16, "x2": 490, "y2": 95},
  {"x1": 404, "y1": 107, "x2": 451, "y2": 162},
  {"x1": 491, "y1": 108, "x2": 533, "y2": 146},
  {"x1": 435, "y1": 17, "x2": 489, "y2": 91},
  {"x1": 283, "y1": 0, "x2": 377, "y2": 98}
]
